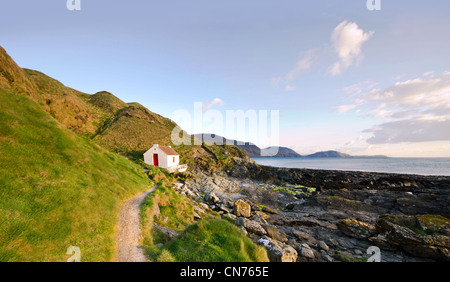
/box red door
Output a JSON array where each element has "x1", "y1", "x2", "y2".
[{"x1": 153, "y1": 154, "x2": 159, "y2": 166}]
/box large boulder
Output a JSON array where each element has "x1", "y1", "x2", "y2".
[
  {"x1": 375, "y1": 214, "x2": 450, "y2": 262},
  {"x1": 337, "y1": 218, "x2": 376, "y2": 239},
  {"x1": 258, "y1": 236, "x2": 298, "y2": 262},
  {"x1": 233, "y1": 199, "x2": 252, "y2": 218},
  {"x1": 235, "y1": 217, "x2": 267, "y2": 236}
]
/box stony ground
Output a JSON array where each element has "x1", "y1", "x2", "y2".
[{"x1": 173, "y1": 171, "x2": 450, "y2": 262}]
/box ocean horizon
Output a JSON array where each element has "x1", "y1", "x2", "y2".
[{"x1": 252, "y1": 157, "x2": 450, "y2": 177}]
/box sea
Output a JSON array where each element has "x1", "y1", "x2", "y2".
[{"x1": 251, "y1": 157, "x2": 450, "y2": 177}]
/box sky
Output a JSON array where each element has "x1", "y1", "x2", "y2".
[{"x1": 1, "y1": 0, "x2": 450, "y2": 157}]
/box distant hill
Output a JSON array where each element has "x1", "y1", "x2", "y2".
[
  {"x1": 194, "y1": 134, "x2": 302, "y2": 158},
  {"x1": 260, "y1": 146, "x2": 302, "y2": 158},
  {"x1": 305, "y1": 150, "x2": 389, "y2": 158},
  {"x1": 194, "y1": 133, "x2": 261, "y2": 157},
  {"x1": 306, "y1": 150, "x2": 352, "y2": 158},
  {"x1": 193, "y1": 134, "x2": 389, "y2": 159}
]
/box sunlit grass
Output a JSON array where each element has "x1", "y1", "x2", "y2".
[{"x1": 0, "y1": 89, "x2": 151, "y2": 261}]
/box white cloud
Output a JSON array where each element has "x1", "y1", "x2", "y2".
[
  {"x1": 272, "y1": 49, "x2": 315, "y2": 88},
  {"x1": 284, "y1": 85, "x2": 296, "y2": 92},
  {"x1": 202, "y1": 97, "x2": 225, "y2": 112},
  {"x1": 272, "y1": 20, "x2": 373, "y2": 89},
  {"x1": 343, "y1": 80, "x2": 378, "y2": 97},
  {"x1": 329, "y1": 21, "x2": 374, "y2": 75},
  {"x1": 364, "y1": 119, "x2": 450, "y2": 144},
  {"x1": 284, "y1": 50, "x2": 315, "y2": 81},
  {"x1": 362, "y1": 72, "x2": 450, "y2": 113},
  {"x1": 335, "y1": 104, "x2": 357, "y2": 113},
  {"x1": 347, "y1": 72, "x2": 450, "y2": 144}
]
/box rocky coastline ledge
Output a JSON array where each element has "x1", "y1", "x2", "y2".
[{"x1": 174, "y1": 159, "x2": 450, "y2": 262}]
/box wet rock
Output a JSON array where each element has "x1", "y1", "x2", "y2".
[
  {"x1": 292, "y1": 230, "x2": 311, "y2": 241},
  {"x1": 322, "y1": 254, "x2": 333, "y2": 262},
  {"x1": 307, "y1": 236, "x2": 318, "y2": 247},
  {"x1": 315, "y1": 195, "x2": 381, "y2": 214},
  {"x1": 368, "y1": 234, "x2": 397, "y2": 251},
  {"x1": 318, "y1": 241, "x2": 329, "y2": 252},
  {"x1": 354, "y1": 249, "x2": 363, "y2": 256},
  {"x1": 337, "y1": 218, "x2": 376, "y2": 239},
  {"x1": 262, "y1": 206, "x2": 278, "y2": 214},
  {"x1": 269, "y1": 213, "x2": 337, "y2": 230},
  {"x1": 263, "y1": 224, "x2": 288, "y2": 243},
  {"x1": 299, "y1": 244, "x2": 315, "y2": 259},
  {"x1": 258, "y1": 235, "x2": 298, "y2": 262},
  {"x1": 337, "y1": 238, "x2": 354, "y2": 250}
]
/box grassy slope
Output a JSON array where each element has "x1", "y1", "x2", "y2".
[
  {"x1": 164, "y1": 219, "x2": 269, "y2": 262},
  {"x1": 0, "y1": 46, "x2": 256, "y2": 261},
  {"x1": 0, "y1": 87, "x2": 151, "y2": 261},
  {"x1": 139, "y1": 173, "x2": 268, "y2": 262}
]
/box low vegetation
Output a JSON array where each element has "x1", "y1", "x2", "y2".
[
  {"x1": 140, "y1": 168, "x2": 269, "y2": 262},
  {"x1": 161, "y1": 219, "x2": 269, "y2": 262},
  {"x1": 0, "y1": 45, "x2": 260, "y2": 262}
]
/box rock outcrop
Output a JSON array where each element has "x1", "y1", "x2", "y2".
[
  {"x1": 337, "y1": 218, "x2": 376, "y2": 239},
  {"x1": 258, "y1": 236, "x2": 298, "y2": 262},
  {"x1": 375, "y1": 214, "x2": 450, "y2": 261},
  {"x1": 180, "y1": 170, "x2": 450, "y2": 262}
]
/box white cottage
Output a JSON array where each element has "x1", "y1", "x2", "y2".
[{"x1": 143, "y1": 144, "x2": 187, "y2": 173}]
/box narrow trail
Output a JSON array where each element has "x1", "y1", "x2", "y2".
[{"x1": 116, "y1": 185, "x2": 156, "y2": 262}]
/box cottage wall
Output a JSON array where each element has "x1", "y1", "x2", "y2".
[
  {"x1": 166, "y1": 155, "x2": 179, "y2": 168},
  {"x1": 143, "y1": 145, "x2": 179, "y2": 169}
]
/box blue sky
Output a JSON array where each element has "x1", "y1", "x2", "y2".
[{"x1": 1, "y1": 0, "x2": 450, "y2": 157}]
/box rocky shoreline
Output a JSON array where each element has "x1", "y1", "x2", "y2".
[{"x1": 176, "y1": 161, "x2": 450, "y2": 262}]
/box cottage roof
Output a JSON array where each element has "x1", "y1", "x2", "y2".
[{"x1": 159, "y1": 145, "x2": 179, "y2": 156}]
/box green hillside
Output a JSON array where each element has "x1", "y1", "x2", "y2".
[
  {"x1": 0, "y1": 50, "x2": 152, "y2": 261},
  {"x1": 0, "y1": 46, "x2": 255, "y2": 262}
]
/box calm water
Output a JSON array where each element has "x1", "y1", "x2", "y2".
[{"x1": 252, "y1": 157, "x2": 450, "y2": 176}]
